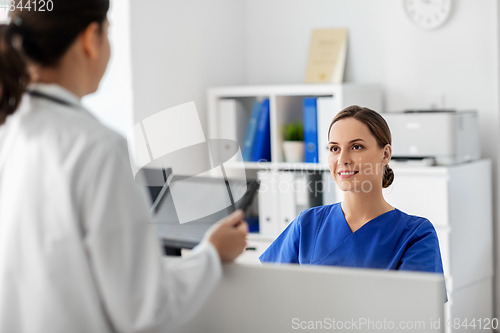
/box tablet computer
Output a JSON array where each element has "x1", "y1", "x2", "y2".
[{"x1": 151, "y1": 175, "x2": 259, "y2": 249}]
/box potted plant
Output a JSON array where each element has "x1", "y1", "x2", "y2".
[{"x1": 282, "y1": 122, "x2": 304, "y2": 163}]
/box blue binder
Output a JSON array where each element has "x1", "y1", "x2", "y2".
[
  {"x1": 303, "y1": 97, "x2": 318, "y2": 163},
  {"x1": 251, "y1": 99, "x2": 271, "y2": 162},
  {"x1": 242, "y1": 101, "x2": 262, "y2": 161}
]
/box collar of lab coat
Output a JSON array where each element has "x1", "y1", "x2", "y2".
[
  {"x1": 26, "y1": 83, "x2": 99, "y2": 122},
  {"x1": 28, "y1": 83, "x2": 82, "y2": 106}
]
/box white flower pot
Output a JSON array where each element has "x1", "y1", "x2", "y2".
[{"x1": 283, "y1": 141, "x2": 305, "y2": 163}]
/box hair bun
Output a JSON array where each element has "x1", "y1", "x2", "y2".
[{"x1": 383, "y1": 165, "x2": 394, "y2": 188}]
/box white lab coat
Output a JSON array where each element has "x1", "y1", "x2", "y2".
[{"x1": 0, "y1": 84, "x2": 222, "y2": 333}]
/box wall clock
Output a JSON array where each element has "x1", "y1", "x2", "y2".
[{"x1": 404, "y1": 0, "x2": 452, "y2": 30}]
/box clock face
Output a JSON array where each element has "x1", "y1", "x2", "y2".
[{"x1": 404, "y1": 0, "x2": 452, "y2": 30}]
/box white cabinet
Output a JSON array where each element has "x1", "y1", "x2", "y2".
[{"x1": 336, "y1": 159, "x2": 494, "y2": 332}]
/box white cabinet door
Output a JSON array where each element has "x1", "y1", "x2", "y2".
[
  {"x1": 383, "y1": 174, "x2": 449, "y2": 228},
  {"x1": 435, "y1": 226, "x2": 452, "y2": 293}
]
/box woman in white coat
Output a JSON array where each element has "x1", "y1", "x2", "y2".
[{"x1": 0, "y1": 1, "x2": 248, "y2": 332}]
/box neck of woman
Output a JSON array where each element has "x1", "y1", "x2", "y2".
[
  {"x1": 341, "y1": 186, "x2": 394, "y2": 232},
  {"x1": 33, "y1": 68, "x2": 86, "y2": 99},
  {"x1": 30, "y1": 48, "x2": 89, "y2": 100}
]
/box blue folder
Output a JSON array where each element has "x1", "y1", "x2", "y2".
[
  {"x1": 303, "y1": 97, "x2": 318, "y2": 163},
  {"x1": 242, "y1": 101, "x2": 262, "y2": 161},
  {"x1": 251, "y1": 99, "x2": 271, "y2": 162}
]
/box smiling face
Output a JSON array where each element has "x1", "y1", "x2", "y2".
[{"x1": 328, "y1": 117, "x2": 391, "y2": 193}]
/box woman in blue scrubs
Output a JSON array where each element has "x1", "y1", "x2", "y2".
[{"x1": 260, "y1": 105, "x2": 444, "y2": 275}]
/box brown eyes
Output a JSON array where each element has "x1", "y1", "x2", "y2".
[{"x1": 329, "y1": 144, "x2": 364, "y2": 152}]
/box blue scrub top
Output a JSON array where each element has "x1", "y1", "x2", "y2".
[{"x1": 259, "y1": 203, "x2": 444, "y2": 274}]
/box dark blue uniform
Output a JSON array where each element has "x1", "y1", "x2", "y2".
[{"x1": 260, "y1": 203, "x2": 444, "y2": 275}]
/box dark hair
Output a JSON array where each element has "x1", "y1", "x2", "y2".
[
  {"x1": 0, "y1": 0, "x2": 110, "y2": 124},
  {"x1": 328, "y1": 105, "x2": 394, "y2": 188}
]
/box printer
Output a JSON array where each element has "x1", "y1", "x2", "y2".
[{"x1": 382, "y1": 110, "x2": 480, "y2": 165}]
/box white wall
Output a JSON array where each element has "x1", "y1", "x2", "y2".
[
  {"x1": 0, "y1": 2, "x2": 133, "y2": 136},
  {"x1": 0, "y1": 8, "x2": 7, "y2": 22},
  {"x1": 130, "y1": 0, "x2": 247, "y2": 136},
  {"x1": 83, "y1": 0, "x2": 134, "y2": 136},
  {"x1": 245, "y1": 0, "x2": 499, "y2": 113},
  {"x1": 130, "y1": 0, "x2": 500, "y2": 316}
]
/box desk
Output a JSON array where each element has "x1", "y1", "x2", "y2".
[{"x1": 172, "y1": 262, "x2": 444, "y2": 333}]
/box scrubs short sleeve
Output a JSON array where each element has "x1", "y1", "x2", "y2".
[{"x1": 397, "y1": 220, "x2": 444, "y2": 273}]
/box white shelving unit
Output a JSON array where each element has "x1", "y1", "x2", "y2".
[{"x1": 207, "y1": 84, "x2": 383, "y2": 166}]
